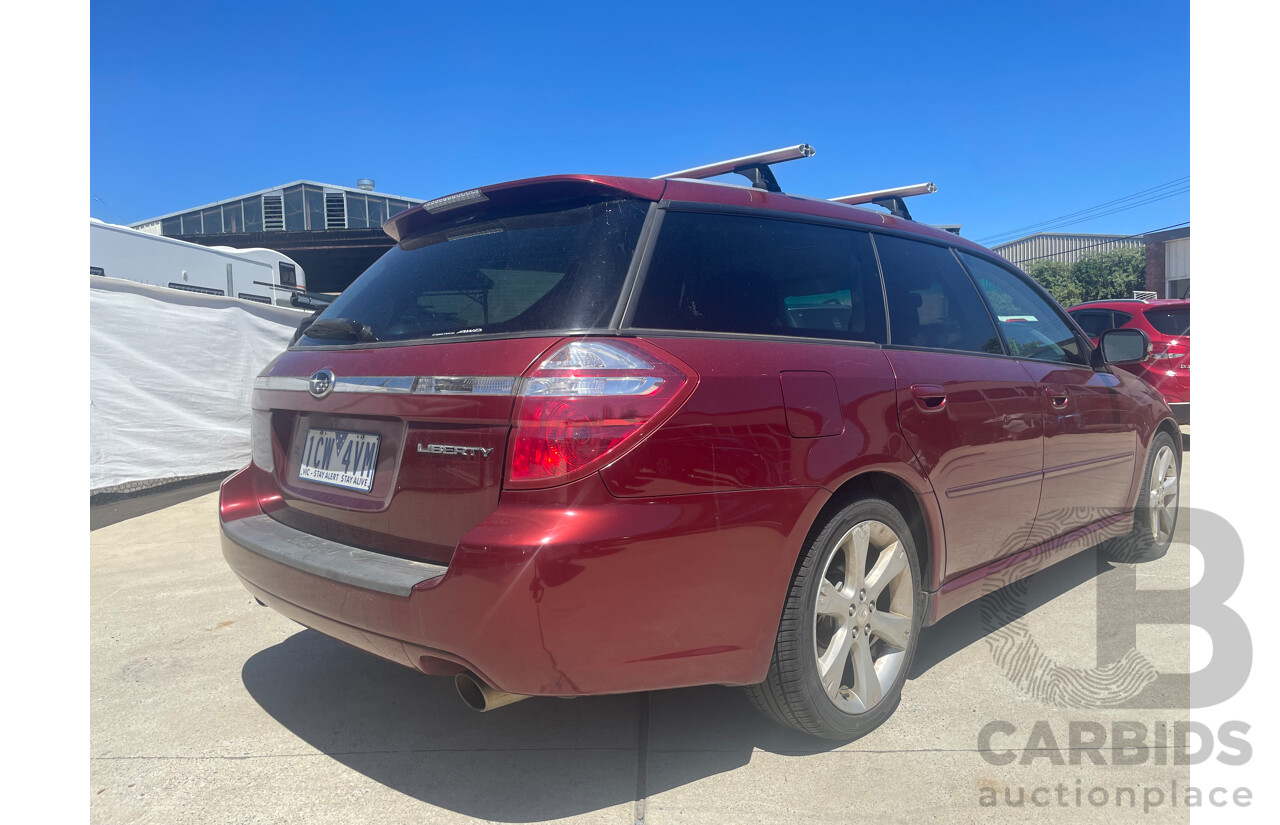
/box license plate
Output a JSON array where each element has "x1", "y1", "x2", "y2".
[{"x1": 298, "y1": 429, "x2": 381, "y2": 492}]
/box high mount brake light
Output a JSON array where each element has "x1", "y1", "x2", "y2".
[{"x1": 506, "y1": 340, "x2": 695, "y2": 488}]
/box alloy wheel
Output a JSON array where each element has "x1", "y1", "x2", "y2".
[
  {"x1": 1148, "y1": 444, "x2": 1179, "y2": 545},
  {"x1": 813, "y1": 520, "x2": 915, "y2": 714}
]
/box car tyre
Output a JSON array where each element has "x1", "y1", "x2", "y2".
[
  {"x1": 1104, "y1": 431, "x2": 1181, "y2": 564},
  {"x1": 745, "y1": 497, "x2": 924, "y2": 740}
]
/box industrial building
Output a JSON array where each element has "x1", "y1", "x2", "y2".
[
  {"x1": 1142, "y1": 225, "x2": 1190, "y2": 298},
  {"x1": 992, "y1": 232, "x2": 1147, "y2": 270},
  {"x1": 994, "y1": 227, "x2": 1190, "y2": 300},
  {"x1": 129, "y1": 180, "x2": 425, "y2": 293}
]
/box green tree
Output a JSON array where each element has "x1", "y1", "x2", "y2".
[
  {"x1": 1073, "y1": 247, "x2": 1147, "y2": 302},
  {"x1": 1027, "y1": 246, "x2": 1146, "y2": 306},
  {"x1": 1027, "y1": 259, "x2": 1082, "y2": 307}
]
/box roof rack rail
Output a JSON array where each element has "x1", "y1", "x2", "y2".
[
  {"x1": 655, "y1": 144, "x2": 815, "y2": 193},
  {"x1": 830, "y1": 182, "x2": 937, "y2": 221}
]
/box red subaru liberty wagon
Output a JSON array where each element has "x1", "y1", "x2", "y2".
[{"x1": 220, "y1": 148, "x2": 1181, "y2": 739}]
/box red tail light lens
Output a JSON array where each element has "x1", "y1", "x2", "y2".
[
  {"x1": 507, "y1": 340, "x2": 694, "y2": 488},
  {"x1": 1147, "y1": 341, "x2": 1188, "y2": 368}
]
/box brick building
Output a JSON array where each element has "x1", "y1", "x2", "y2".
[{"x1": 1142, "y1": 226, "x2": 1190, "y2": 298}]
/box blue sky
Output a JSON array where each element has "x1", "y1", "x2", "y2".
[{"x1": 90, "y1": 0, "x2": 1189, "y2": 244}]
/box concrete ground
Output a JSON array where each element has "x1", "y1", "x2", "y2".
[{"x1": 91, "y1": 449, "x2": 1192, "y2": 824}]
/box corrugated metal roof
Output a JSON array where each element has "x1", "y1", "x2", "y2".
[
  {"x1": 130, "y1": 180, "x2": 426, "y2": 227},
  {"x1": 992, "y1": 232, "x2": 1146, "y2": 269}
]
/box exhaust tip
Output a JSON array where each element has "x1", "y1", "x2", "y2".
[
  {"x1": 455, "y1": 673, "x2": 488, "y2": 711},
  {"x1": 454, "y1": 672, "x2": 531, "y2": 712}
]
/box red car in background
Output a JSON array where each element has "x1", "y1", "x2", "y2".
[{"x1": 1069, "y1": 299, "x2": 1190, "y2": 423}]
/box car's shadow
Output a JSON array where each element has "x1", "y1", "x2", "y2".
[
  {"x1": 241, "y1": 548, "x2": 1113, "y2": 821},
  {"x1": 241, "y1": 631, "x2": 842, "y2": 822},
  {"x1": 910, "y1": 546, "x2": 1110, "y2": 677}
]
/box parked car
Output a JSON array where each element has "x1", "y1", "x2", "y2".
[
  {"x1": 1068, "y1": 298, "x2": 1190, "y2": 424},
  {"x1": 219, "y1": 151, "x2": 1181, "y2": 740}
]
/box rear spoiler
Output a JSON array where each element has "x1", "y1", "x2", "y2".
[{"x1": 384, "y1": 176, "x2": 666, "y2": 243}]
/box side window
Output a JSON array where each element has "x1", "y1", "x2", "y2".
[
  {"x1": 279, "y1": 262, "x2": 297, "y2": 287},
  {"x1": 873, "y1": 234, "x2": 1003, "y2": 354},
  {"x1": 1070, "y1": 309, "x2": 1113, "y2": 339},
  {"x1": 959, "y1": 252, "x2": 1087, "y2": 366},
  {"x1": 1112, "y1": 310, "x2": 1134, "y2": 327},
  {"x1": 632, "y1": 212, "x2": 887, "y2": 343}
]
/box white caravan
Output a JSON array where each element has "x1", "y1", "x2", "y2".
[{"x1": 90, "y1": 218, "x2": 306, "y2": 307}]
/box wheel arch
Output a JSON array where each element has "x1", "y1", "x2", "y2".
[
  {"x1": 1154, "y1": 417, "x2": 1183, "y2": 458},
  {"x1": 1137, "y1": 416, "x2": 1183, "y2": 506},
  {"x1": 797, "y1": 470, "x2": 941, "y2": 605}
]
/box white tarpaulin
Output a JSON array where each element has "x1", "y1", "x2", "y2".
[{"x1": 90, "y1": 276, "x2": 306, "y2": 494}]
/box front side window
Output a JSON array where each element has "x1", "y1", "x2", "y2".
[
  {"x1": 632, "y1": 212, "x2": 887, "y2": 343},
  {"x1": 297, "y1": 197, "x2": 648, "y2": 346},
  {"x1": 960, "y1": 252, "x2": 1086, "y2": 365},
  {"x1": 874, "y1": 234, "x2": 1002, "y2": 354}
]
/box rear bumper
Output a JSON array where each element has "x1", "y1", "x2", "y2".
[
  {"x1": 1169, "y1": 402, "x2": 1190, "y2": 425},
  {"x1": 220, "y1": 464, "x2": 828, "y2": 696},
  {"x1": 223, "y1": 514, "x2": 447, "y2": 596}
]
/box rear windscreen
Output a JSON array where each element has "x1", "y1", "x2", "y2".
[
  {"x1": 296, "y1": 197, "x2": 649, "y2": 346},
  {"x1": 1144, "y1": 307, "x2": 1190, "y2": 336}
]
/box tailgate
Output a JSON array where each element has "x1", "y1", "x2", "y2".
[{"x1": 251, "y1": 337, "x2": 561, "y2": 564}]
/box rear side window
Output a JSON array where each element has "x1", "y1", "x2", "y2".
[
  {"x1": 1069, "y1": 309, "x2": 1114, "y2": 339},
  {"x1": 873, "y1": 235, "x2": 1002, "y2": 354},
  {"x1": 959, "y1": 252, "x2": 1086, "y2": 366},
  {"x1": 631, "y1": 212, "x2": 887, "y2": 344},
  {"x1": 297, "y1": 197, "x2": 648, "y2": 345},
  {"x1": 1145, "y1": 307, "x2": 1190, "y2": 336}
]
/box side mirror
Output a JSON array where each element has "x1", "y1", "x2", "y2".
[{"x1": 1099, "y1": 327, "x2": 1150, "y2": 365}]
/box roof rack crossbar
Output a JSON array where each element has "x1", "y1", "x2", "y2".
[
  {"x1": 655, "y1": 144, "x2": 815, "y2": 193},
  {"x1": 829, "y1": 182, "x2": 937, "y2": 221}
]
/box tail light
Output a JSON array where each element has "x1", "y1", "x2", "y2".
[
  {"x1": 507, "y1": 339, "x2": 695, "y2": 488},
  {"x1": 1147, "y1": 341, "x2": 1188, "y2": 368}
]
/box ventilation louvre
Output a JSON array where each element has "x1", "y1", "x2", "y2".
[
  {"x1": 168, "y1": 282, "x2": 224, "y2": 296},
  {"x1": 263, "y1": 195, "x2": 285, "y2": 231},
  {"x1": 325, "y1": 193, "x2": 346, "y2": 229}
]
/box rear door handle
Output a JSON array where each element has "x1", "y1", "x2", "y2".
[
  {"x1": 1045, "y1": 386, "x2": 1069, "y2": 409},
  {"x1": 911, "y1": 384, "x2": 947, "y2": 411}
]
